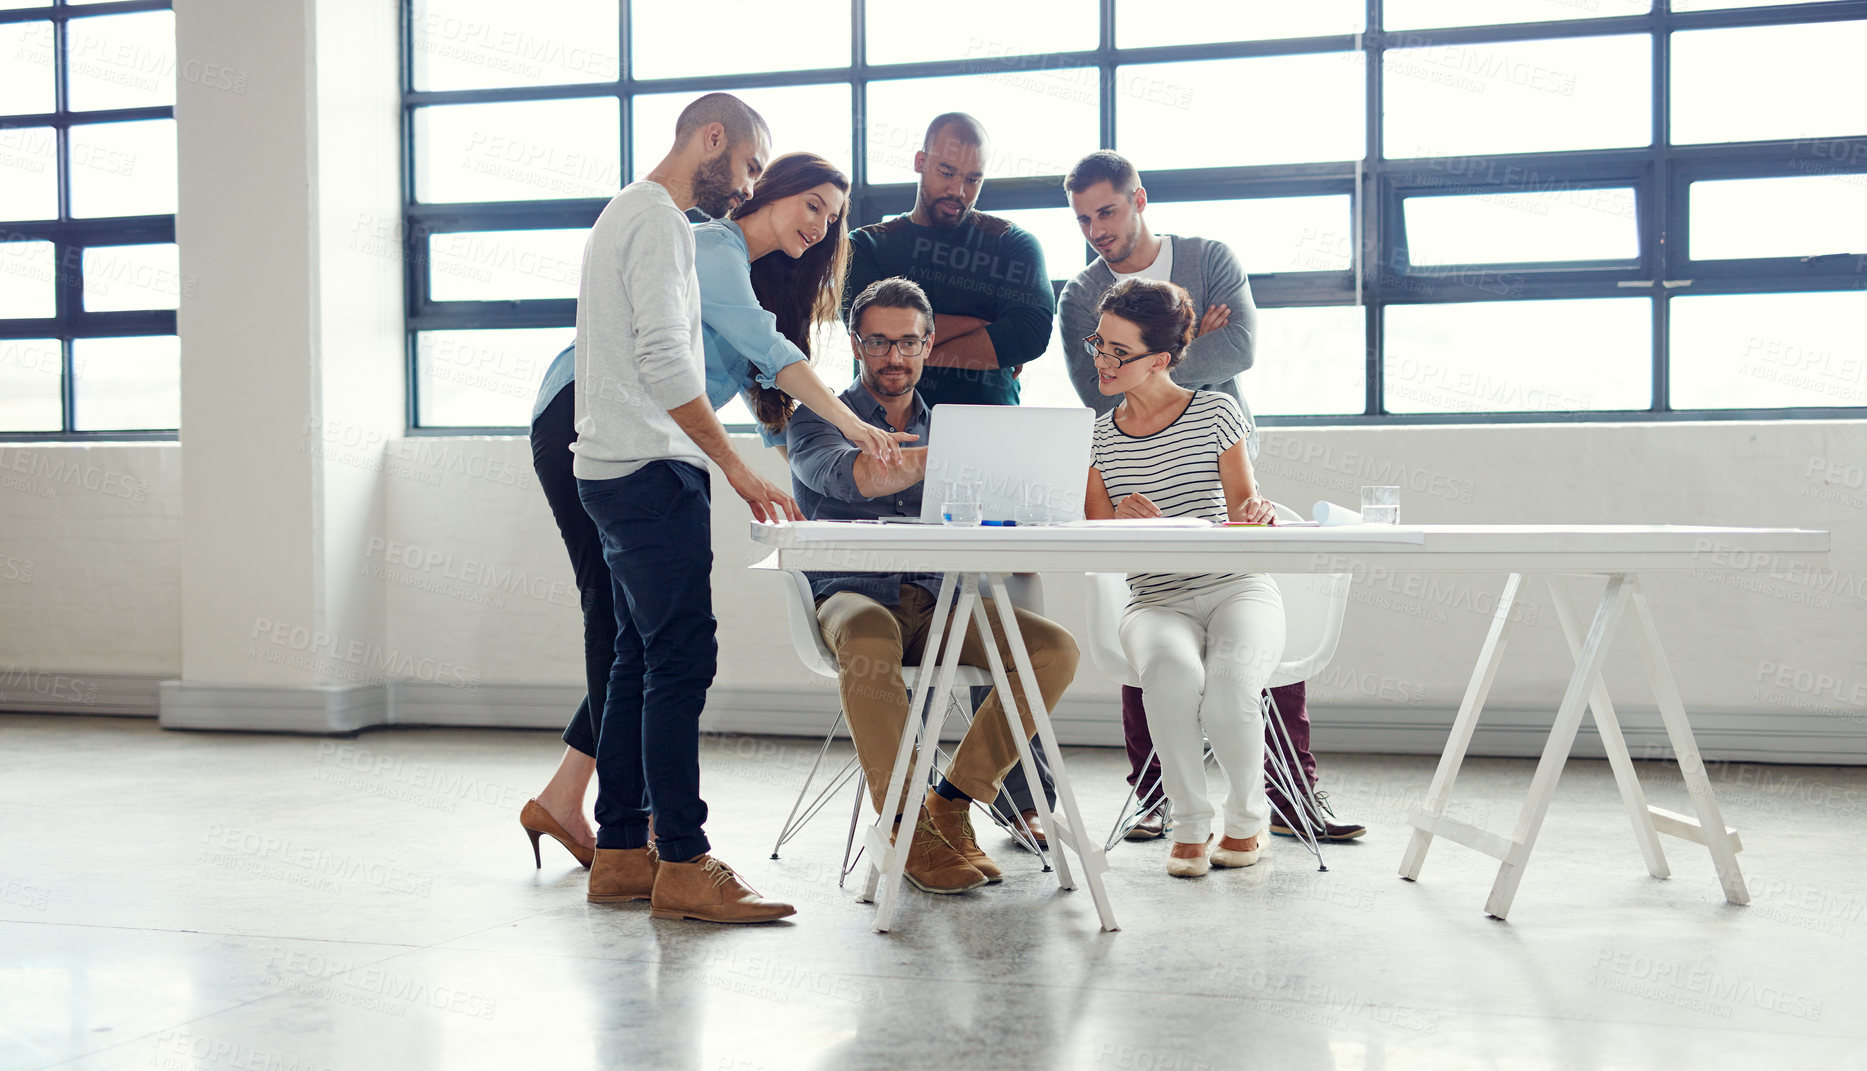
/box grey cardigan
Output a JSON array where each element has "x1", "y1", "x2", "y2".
[{"x1": 1057, "y1": 234, "x2": 1260, "y2": 458}]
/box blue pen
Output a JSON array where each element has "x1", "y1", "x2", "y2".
[{"x1": 980, "y1": 520, "x2": 1017, "y2": 527}]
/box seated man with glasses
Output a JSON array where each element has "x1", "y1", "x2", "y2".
[{"x1": 786, "y1": 276, "x2": 1082, "y2": 895}]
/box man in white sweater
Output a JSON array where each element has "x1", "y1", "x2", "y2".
[{"x1": 573, "y1": 93, "x2": 802, "y2": 924}]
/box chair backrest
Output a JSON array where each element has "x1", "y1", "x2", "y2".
[
  {"x1": 1082, "y1": 502, "x2": 1352, "y2": 689},
  {"x1": 754, "y1": 556, "x2": 1046, "y2": 682}
]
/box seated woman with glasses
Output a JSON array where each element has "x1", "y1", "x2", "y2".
[{"x1": 1083, "y1": 277, "x2": 1286, "y2": 878}]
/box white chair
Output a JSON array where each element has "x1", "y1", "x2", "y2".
[
  {"x1": 1082, "y1": 501, "x2": 1352, "y2": 865},
  {"x1": 755, "y1": 556, "x2": 1046, "y2": 881}
]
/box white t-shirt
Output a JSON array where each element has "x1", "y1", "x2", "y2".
[
  {"x1": 1091, "y1": 390, "x2": 1254, "y2": 605},
  {"x1": 1109, "y1": 235, "x2": 1173, "y2": 283}
]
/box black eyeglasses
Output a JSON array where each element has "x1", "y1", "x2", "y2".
[
  {"x1": 1082, "y1": 335, "x2": 1159, "y2": 369},
  {"x1": 855, "y1": 335, "x2": 930, "y2": 358}
]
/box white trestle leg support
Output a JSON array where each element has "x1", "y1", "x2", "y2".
[{"x1": 1399, "y1": 572, "x2": 1747, "y2": 920}]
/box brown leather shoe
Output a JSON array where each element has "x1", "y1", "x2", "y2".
[
  {"x1": 1016, "y1": 809, "x2": 1048, "y2": 850},
  {"x1": 586, "y1": 845, "x2": 657, "y2": 903},
  {"x1": 1268, "y1": 791, "x2": 1367, "y2": 841},
  {"x1": 521, "y1": 798, "x2": 594, "y2": 868},
  {"x1": 1125, "y1": 797, "x2": 1169, "y2": 841},
  {"x1": 649, "y1": 854, "x2": 796, "y2": 924},
  {"x1": 902, "y1": 809, "x2": 989, "y2": 894},
  {"x1": 923, "y1": 791, "x2": 1001, "y2": 883}
]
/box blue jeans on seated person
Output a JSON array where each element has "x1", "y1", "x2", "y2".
[{"x1": 577, "y1": 460, "x2": 717, "y2": 864}]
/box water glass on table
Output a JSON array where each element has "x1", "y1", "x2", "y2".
[{"x1": 1360, "y1": 485, "x2": 1400, "y2": 525}]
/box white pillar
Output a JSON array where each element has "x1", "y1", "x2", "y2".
[{"x1": 164, "y1": 0, "x2": 405, "y2": 730}]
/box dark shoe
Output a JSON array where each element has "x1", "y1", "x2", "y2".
[
  {"x1": 1268, "y1": 790, "x2": 1367, "y2": 841},
  {"x1": 902, "y1": 810, "x2": 989, "y2": 895},
  {"x1": 586, "y1": 845, "x2": 657, "y2": 903},
  {"x1": 521, "y1": 798, "x2": 594, "y2": 868},
  {"x1": 1125, "y1": 797, "x2": 1169, "y2": 841},
  {"x1": 923, "y1": 791, "x2": 1001, "y2": 882},
  {"x1": 649, "y1": 854, "x2": 796, "y2": 923}
]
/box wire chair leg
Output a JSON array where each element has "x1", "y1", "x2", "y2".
[
  {"x1": 770, "y1": 707, "x2": 850, "y2": 859},
  {"x1": 839, "y1": 770, "x2": 868, "y2": 888},
  {"x1": 1262, "y1": 690, "x2": 1327, "y2": 871}
]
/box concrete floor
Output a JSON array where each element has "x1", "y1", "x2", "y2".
[{"x1": 1, "y1": 714, "x2": 1863, "y2": 1071}]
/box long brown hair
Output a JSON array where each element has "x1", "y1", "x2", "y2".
[{"x1": 728, "y1": 152, "x2": 851, "y2": 436}]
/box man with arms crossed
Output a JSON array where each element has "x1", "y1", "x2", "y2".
[
  {"x1": 1058, "y1": 149, "x2": 1364, "y2": 843},
  {"x1": 787, "y1": 277, "x2": 1082, "y2": 894},
  {"x1": 843, "y1": 113, "x2": 1055, "y2": 408},
  {"x1": 574, "y1": 93, "x2": 801, "y2": 922}
]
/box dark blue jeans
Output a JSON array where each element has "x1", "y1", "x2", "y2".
[{"x1": 577, "y1": 460, "x2": 718, "y2": 863}]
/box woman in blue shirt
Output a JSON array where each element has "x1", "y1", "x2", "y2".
[{"x1": 521, "y1": 153, "x2": 910, "y2": 865}]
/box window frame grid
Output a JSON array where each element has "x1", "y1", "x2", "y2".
[
  {"x1": 393, "y1": 0, "x2": 1867, "y2": 435},
  {"x1": 0, "y1": 0, "x2": 178, "y2": 443}
]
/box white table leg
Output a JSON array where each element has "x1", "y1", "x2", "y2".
[
  {"x1": 986, "y1": 573, "x2": 1119, "y2": 932},
  {"x1": 1628, "y1": 576, "x2": 1749, "y2": 906},
  {"x1": 1544, "y1": 577, "x2": 1670, "y2": 880},
  {"x1": 1401, "y1": 572, "x2": 1526, "y2": 882},
  {"x1": 1484, "y1": 574, "x2": 1633, "y2": 919},
  {"x1": 858, "y1": 571, "x2": 958, "y2": 906},
  {"x1": 871, "y1": 574, "x2": 979, "y2": 932},
  {"x1": 967, "y1": 586, "x2": 1075, "y2": 893}
]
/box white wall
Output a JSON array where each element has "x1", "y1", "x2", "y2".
[{"x1": 6, "y1": 418, "x2": 1865, "y2": 759}]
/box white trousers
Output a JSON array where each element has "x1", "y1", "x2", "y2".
[{"x1": 1120, "y1": 575, "x2": 1285, "y2": 846}]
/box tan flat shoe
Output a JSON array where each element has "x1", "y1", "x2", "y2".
[
  {"x1": 520, "y1": 798, "x2": 595, "y2": 869},
  {"x1": 1167, "y1": 837, "x2": 1212, "y2": 878},
  {"x1": 1210, "y1": 833, "x2": 1264, "y2": 868}
]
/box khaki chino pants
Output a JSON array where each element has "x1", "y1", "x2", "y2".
[{"x1": 816, "y1": 584, "x2": 1080, "y2": 818}]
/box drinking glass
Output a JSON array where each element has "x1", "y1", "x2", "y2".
[{"x1": 1360, "y1": 485, "x2": 1400, "y2": 525}]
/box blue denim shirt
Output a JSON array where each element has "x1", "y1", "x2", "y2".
[
  {"x1": 785, "y1": 379, "x2": 941, "y2": 604},
  {"x1": 531, "y1": 218, "x2": 807, "y2": 446},
  {"x1": 695, "y1": 218, "x2": 809, "y2": 448}
]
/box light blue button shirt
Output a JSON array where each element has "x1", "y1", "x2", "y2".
[{"x1": 534, "y1": 219, "x2": 809, "y2": 447}]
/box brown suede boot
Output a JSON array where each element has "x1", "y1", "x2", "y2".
[
  {"x1": 901, "y1": 808, "x2": 989, "y2": 894},
  {"x1": 923, "y1": 790, "x2": 1001, "y2": 883},
  {"x1": 587, "y1": 845, "x2": 657, "y2": 903},
  {"x1": 649, "y1": 854, "x2": 796, "y2": 924}
]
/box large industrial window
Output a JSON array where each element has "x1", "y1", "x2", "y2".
[
  {"x1": 0, "y1": 0, "x2": 179, "y2": 440},
  {"x1": 401, "y1": 0, "x2": 1867, "y2": 433}
]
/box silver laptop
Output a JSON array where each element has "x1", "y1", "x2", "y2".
[{"x1": 919, "y1": 405, "x2": 1096, "y2": 524}]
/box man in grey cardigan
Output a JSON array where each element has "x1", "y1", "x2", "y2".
[
  {"x1": 1056, "y1": 150, "x2": 1365, "y2": 844},
  {"x1": 1057, "y1": 150, "x2": 1260, "y2": 461}
]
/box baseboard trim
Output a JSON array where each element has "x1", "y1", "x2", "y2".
[
  {"x1": 4, "y1": 673, "x2": 1860, "y2": 765},
  {"x1": 158, "y1": 680, "x2": 388, "y2": 734}
]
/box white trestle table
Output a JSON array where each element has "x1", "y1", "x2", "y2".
[{"x1": 749, "y1": 521, "x2": 1829, "y2": 927}]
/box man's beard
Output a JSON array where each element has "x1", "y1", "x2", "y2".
[
  {"x1": 691, "y1": 153, "x2": 740, "y2": 218},
  {"x1": 863, "y1": 364, "x2": 918, "y2": 397},
  {"x1": 1106, "y1": 226, "x2": 1142, "y2": 267},
  {"x1": 921, "y1": 190, "x2": 971, "y2": 230}
]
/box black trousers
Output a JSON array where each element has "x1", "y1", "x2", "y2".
[{"x1": 529, "y1": 386, "x2": 609, "y2": 758}]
